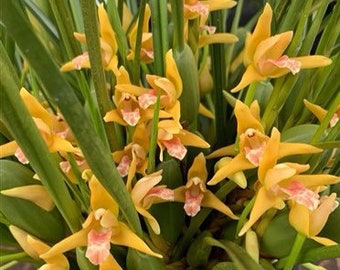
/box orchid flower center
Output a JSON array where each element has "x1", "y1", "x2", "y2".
[
  {"x1": 330, "y1": 113, "x2": 339, "y2": 128},
  {"x1": 184, "y1": 188, "x2": 204, "y2": 217},
  {"x1": 138, "y1": 90, "x2": 157, "y2": 109},
  {"x1": 117, "y1": 155, "x2": 131, "y2": 177},
  {"x1": 243, "y1": 128, "x2": 266, "y2": 166},
  {"x1": 162, "y1": 137, "x2": 187, "y2": 160},
  {"x1": 267, "y1": 55, "x2": 301, "y2": 75},
  {"x1": 85, "y1": 229, "x2": 112, "y2": 265},
  {"x1": 14, "y1": 147, "x2": 29, "y2": 164},
  {"x1": 281, "y1": 181, "x2": 320, "y2": 211},
  {"x1": 72, "y1": 52, "x2": 89, "y2": 70}
]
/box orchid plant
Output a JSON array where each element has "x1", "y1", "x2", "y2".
[{"x1": 0, "y1": 1, "x2": 339, "y2": 270}]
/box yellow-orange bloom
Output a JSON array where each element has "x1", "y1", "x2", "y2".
[{"x1": 231, "y1": 3, "x2": 332, "y2": 93}]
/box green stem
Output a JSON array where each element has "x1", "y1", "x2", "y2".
[
  {"x1": 210, "y1": 10, "x2": 227, "y2": 148},
  {"x1": 244, "y1": 82, "x2": 258, "y2": 106},
  {"x1": 149, "y1": 0, "x2": 168, "y2": 76},
  {"x1": 0, "y1": 252, "x2": 27, "y2": 265},
  {"x1": 131, "y1": 0, "x2": 147, "y2": 84},
  {"x1": 147, "y1": 0, "x2": 168, "y2": 173},
  {"x1": 171, "y1": 0, "x2": 185, "y2": 52},
  {"x1": 107, "y1": 0, "x2": 131, "y2": 69},
  {"x1": 283, "y1": 233, "x2": 306, "y2": 270}
]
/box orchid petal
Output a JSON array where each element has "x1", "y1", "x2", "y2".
[
  {"x1": 239, "y1": 186, "x2": 285, "y2": 236},
  {"x1": 311, "y1": 236, "x2": 337, "y2": 246},
  {"x1": 166, "y1": 50, "x2": 182, "y2": 97},
  {"x1": 98, "y1": 4, "x2": 117, "y2": 52},
  {"x1": 293, "y1": 55, "x2": 332, "y2": 69},
  {"x1": 198, "y1": 33, "x2": 238, "y2": 47},
  {"x1": 230, "y1": 65, "x2": 266, "y2": 93},
  {"x1": 206, "y1": 144, "x2": 237, "y2": 159},
  {"x1": 293, "y1": 175, "x2": 340, "y2": 188},
  {"x1": 244, "y1": 3, "x2": 272, "y2": 64},
  {"x1": 112, "y1": 222, "x2": 162, "y2": 258},
  {"x1": 310, "y1": 193, "x2": 338, "y2": 236},
  {"x1": 85, "y1": 229, "x2": 112, "y2": 265},
  {"x1": 131, "y1": 171, "x2": 163, "y2": 204},
  {"x1": 1, "y1": 185, "x2": 54, "y2": 211},
  {"x1": 99, "y1": 254, "x2": 123, "y2": 270},
  {"x1": 201, "y1": 190, "x2": 238, "y2": 219},
  {"x1": 208, "y1": 154, "x2": 254, "y2": 185},
  {"x1": 303, "y1": 99, "x2": 328, "y2": 122},
  {"x1": 136, "y1": 206, "x2": 161, "y2": 234},
  {"x1": 89, "y1": 177, "x2": 119, "y2": 215},
  {"x1": 188, "y1": 153, "x2": 208, "y2": 183},
  {"x1": 177, "y1": 130, "x2": 210, "y2": 148},
  {"x1": 103, "y1": 110, "x2": 127, "y2": 126},
  {"x1": 41, "y1": 228, "x2": 89, "y2": 259},
  {"x1": 289, "y1": 202, "x2": 310, "y2": 236},
  {"x1": 9, "y1": 226, "x2": 39, "y2": 259},
  {"x1": 278, "y1": 142, "x2": 322, "y2": 159},
  {"x1": 0, "y1": 141, "x2": 18, "y2": 158}
]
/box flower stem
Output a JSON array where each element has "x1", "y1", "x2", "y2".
[
  {"x1": 283, "y1": 233, "x2": 306, "y2": 270},
  {"x1": 147, "y1": 0, "x2": 168, "y2": 173},
  {"x1": 244, "y1": 82, "x2": 258, "y2": 106},
  {"x1": 210, "y1": 10, "x2": 227, "y2": 148}
]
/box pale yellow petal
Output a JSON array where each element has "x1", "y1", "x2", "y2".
[
  {"x1": 293, "y1": 175, "x2": 340, "y2": 188},
  {"x1": 131, "y1": 171, "x2": 163, "y2": 204},
  {"x1": 239, "y1": 186, "x2": 285, "y2": 236},
  {"x1": 206, "y1": 144, "x2": 237, "y2": 159},
  {"x1": 89, "y1": 177, "x2": 119, "y2": 215},
  {"x1": 311, "y1": 236, "x2": 338, "y2": 246},
  {"x1": 278, "y1": 142, "x2": 322, "y2": 159},
  {"x1": 9, "y1": 225, "x2": 39, "y2": 259},
  {"x1": 166, "y1": 50, "x2": 182, "y2": 97},
  {"x1": 303, "y1": 99, "x2": 328, "y2": 122},
  {"x1": 199, "y1": 103, "x2": 215, "y2": 119},
  {"x1": 0, "y1": 141, "x2": 18, "y2": 158},
  {"x1": 206, "y1": 0, "x2": 237, "y2": 11},
  {"x1": 310, "y1": 193, "x2": 337, "y2": 236},
  {"x1": 98, "y1": 3, "x2": 117, "y2": 52},
  {"x1": 201, "y1": 190, "x2": 238, "y2": 220},
  {"x1": 188, "y1": 153, "x2": 207, "y2": 182},
  {"x1": 230, "y1": 65, "x2": 266, "y2": 93},
  {"x1": 20, "y1": 88, "x2": 53, "y2": 127},
  {"x1": 288, "y1": 203, "x2": 310, "y2": 236},
  {"x1": 244, "y1": 3, "x2": 272, "y2": 64},
  {"x1": 198, "y1": 33, "x2": 238, "y2": 47},
  {"x1": 112, "y1": 222, "x2": 162, "y2": 258},
  {"x1": 177, "y1": 130, "x2": 210, "y2": 148},
  {"x1": 293, "y1": 55, "x2": 332, "y2": 69},
  {"x1": 41, "y1": 228, "x2": 89, "y2": 259},
  {"x1": 27, "y1": 236, "x2": 70, "y2": 269},
  {"x1": 100, "y1": 254, "x2": 123, "y2": 270},
  {"x1": 136, "y1": 206, "x2": 161, "y2": 235},
  {"x1": 208, "y1": 154, "x2": 254, "y2": 185},
  {"x1": 1, "y1": 185, "x2": 54, "y2": 211},
  {"x1": 234, "y1": 100, "x2": 264, "y2": 134}
]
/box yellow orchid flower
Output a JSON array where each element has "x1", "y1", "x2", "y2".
[
  {"x1": 112, "y1": 124, "x2": 149, "y2": 191},
  {"x1": 110, "y1": 50, "x2": 182, "y2": 123},
  {"x1": 41, "y1": 172, "x2": 162, "y2": 269},
  {"x1": 289, "y1": 193, "x2": 339, "y2": 246},
  {"x1": 238, "y1": 128, "x2": 340, "y2": 236},
  {"x1": 207, "y1": 100, "x2": 321, "y2": 185},
  {"x1": 9, "y1": 225, "x2": 69, "y2": 270},
  {"x1": 130, "y1": 170, "x2": 175, "y2": 234},
  {"x1": 173, "y1": 153, "x2": 238, "y2": 219},
  {"x1": 231, "y1": 3, "x2": 332, "y2": 93},
  {"x1": 60, "y1": 4, "x2": 119, "y2": 74},
  {"x1": 184, "y1": 0, "x2": 236, "y2": 25},
  {"x1": 0, "y1": 88, "x2": 78, "y2": 164},
  {"x1": 157, "y1": 119, "x2": 210, "y2": 161},
  {"x1": 304, "y1": 99, "x2": 339, "y2": 128},
  {"x1": 127, "y1": 4, "x2": 154, "y2": 63}
]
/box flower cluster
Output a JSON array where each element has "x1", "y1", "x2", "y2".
[{"x1": 1, "y1": 1, "x2": 339, "y2": 270}]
